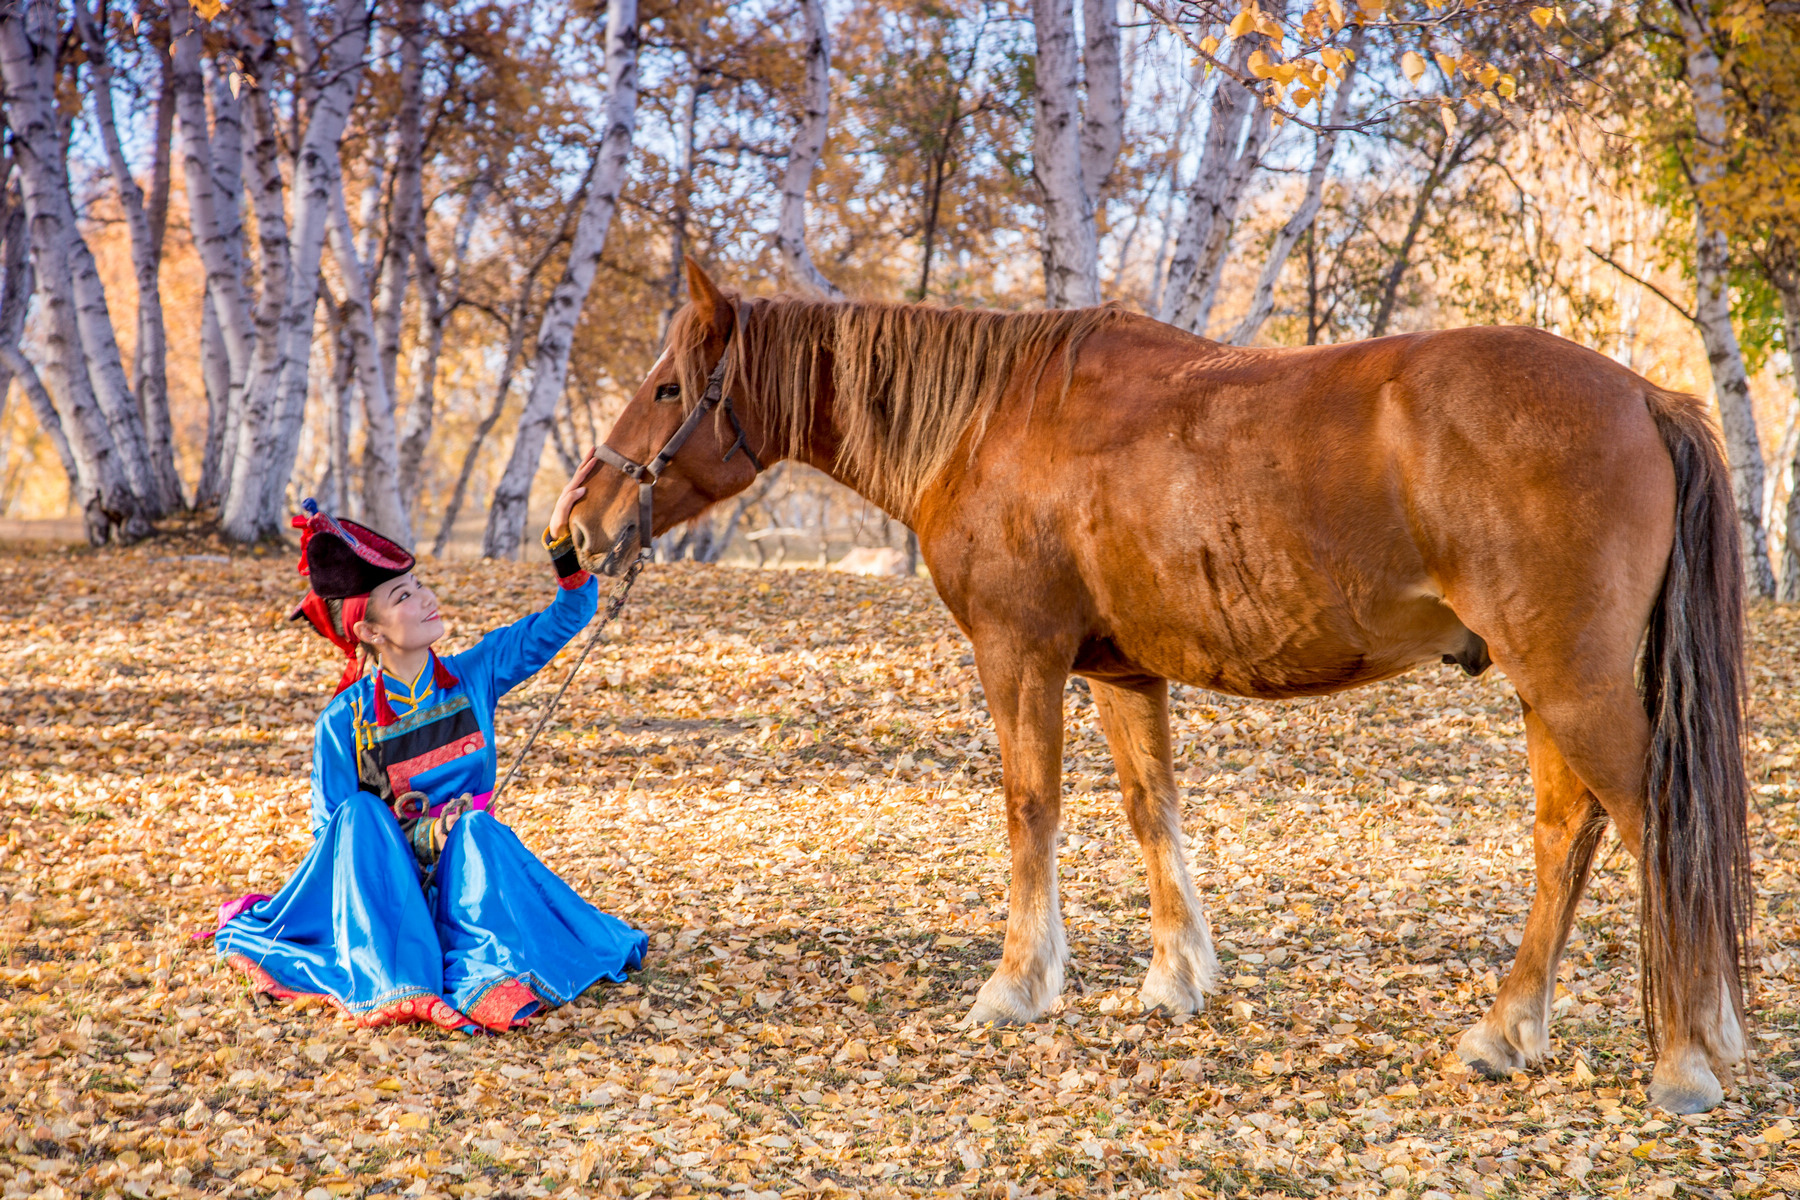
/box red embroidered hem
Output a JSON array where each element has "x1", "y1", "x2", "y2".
[
  {"x1": 225, "y1": 954, "x2": 468, "y2": 1031},
  {"x1": 464, "y1": 978, "x2": 542, "y2": 1031},
  {"x1": 557, "y1": 569, "x2": 591, "y2": 590}
]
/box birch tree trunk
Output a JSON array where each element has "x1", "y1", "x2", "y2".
[
  {"x1": 1770, "y1": 259, "x2": 1800, "y2": 601},
  {"x1": 236, "y1": 37, "x2": 294, "y2": 505},
  {"x1": 1158, "y1": 32, "x2": 1262, "y2": 326},
  {"x1": 0, "y1": 190, "x2": 76, "y2": 492},
  {"x1": 773, "y1": 0, "x2": 844, "y2": 300},
  {"x1": 196, "y1": 292, "x2": 232, "y2": 504},
  {"x1": 398, "y1": 177, "x2": 488, "y2": 498},
  {"x1": 662, "y1": 72, "x2": 702, "y2": 335},
  {"x1": 1228, "y1": 29, "x2": 1362, "y2": 346},
  {"x1": 223, "y1": 0, "x2": 371, "y2": 542},
  {"x1": 79, "y1": 3, "x2": 184, "y2": 511},
  {"x1": 327, "y1": 179, "x2": 412, "y2": 545},
  {"x1": 1031, "y1": 0, "x2": 1098, "y2": 307},
  {"x1": 1673, "y1": 0, "x2": 1775, "y2": 597},
  {"x1": 0, "y1": 1, "x2": 147, "y2": 541},
  {"x1": 1078, "y1": 0, "x2": 1122, "y2": 200},
  {"x1": 170, "y1": 1, "x2": 258, "y2": 504},
  {"x1": 481, "y1": 0, "x2": 640, "y2": 560},
  {"x1": 375, "y1": 0, "x2": 426, "y2": 389}
]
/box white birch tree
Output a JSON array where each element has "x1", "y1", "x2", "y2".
[
  {"x1": 1672, "y1": 0, "x2": 1775, "y2": 596},
  {"x1": 1031, "y1": 0, "x2": 1102, "y2": 307},
  {"x1": 397, "y1": 177, "x2": 489, "y2": 498},
  {"x1": 79, "y1": 4, "x2": 184, "y2": 511},
  {"x1": 1158, "y1": 30, "x2": 1272, "y2": 332},
  {"x1": 0, "y1": 0, "x2": 148, "y2": 541},
  {"x1": 221, "y1": 0, "x2": 372, "y2": 543},
  {"x1": 774, "y1": 0, "x2": 844, "y2": 301},
  {"x1": 481, "y1": 0, "x2": 640, "y2": 559},
  {"x1": 0, "y1": 187, "x2": 76, "y2": 496},
  {"x1": 326, "y1": 181, "x2": 411, "y2": 544}
]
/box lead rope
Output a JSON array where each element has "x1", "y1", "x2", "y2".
[{"x1": 490, "y1": 551, "x2": 650, "y2": 809}]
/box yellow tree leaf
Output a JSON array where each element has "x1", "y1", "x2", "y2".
[
  {"x1": 1530, "y1": 6, "x2": 1555, "y2": 28},
  {"x1": 1401, "y1": 51, "x2": 1427, "y2": 86},
  {"x1": 1439, "y1": 102, "x2": 1459, "y2": 137},
  {"x1": 1248, "y1": 49, "x2": 1276, "y2": 79},
  {"x1": 1434, "y1": 52, "x2": 1458, "y2": 78},
  {"x1": 1229, "y1": 10, "x2": 1257, "y2": 38},
  {"x1": 190, "y1": 0, "x2": 225, "y2": 20},
  {"x1": 1497, "y1": 73, "x2": 1517, "y2": 98}
]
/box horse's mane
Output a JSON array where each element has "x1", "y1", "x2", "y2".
[{"x1": 666, "y1": 295, "x2": 1121, "y2": 517}]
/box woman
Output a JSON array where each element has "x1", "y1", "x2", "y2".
[{"x1": 207, "y1": 461, "x2": 645, "y2": 1031}]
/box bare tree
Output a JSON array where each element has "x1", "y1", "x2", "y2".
[
  {"x1": 774, "y1": 0, "x2": 844, "y2": 300},
  {"x1": 1032, "y1": 0, "x2": 1118, "y2": 307},
  {"x1": 1228, "y1": 28, "x2": 1363, "y2": 346},
  {"x1": 1157, "y1": 29, "x2": 1270, "y2": 330},
  {"x1": 326, "y1": 181, "x2": 411, "y2": 544},
  {"x1": 0, "y1": 186, "x2": 75, "y2": 494},
  {"x1": 170, "y1": 1, "x2": 260, "y2": 509},
  {"x1": 79, "y1": 3, "x2": 184, "y2": 511},
  {"x1": 375, "y1": 0, "x2": 427, "y2": 392},
  {"x1": 1667, "y1": 0, "x2": 1774, "y2": 595},
  {"x1": 0, "y1": 0, "x2": 148, "y2": 542},
  {"x1": 222, "y1": 0, "x2": 373, "y2": 543},
  {"x1": 482, "y1": 0, "x2": 641, "y2": 559},
  {"x1": 398, "y1": 177, "x2": 489, "y2": 499}
]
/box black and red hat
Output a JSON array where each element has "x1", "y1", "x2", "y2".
[{"x1": 290, "y1": 499, "x2": 420, "y2": 698}]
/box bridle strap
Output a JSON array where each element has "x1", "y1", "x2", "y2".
[{"x1": 593, "y1": 306, "x2": 763, "y2": 554}]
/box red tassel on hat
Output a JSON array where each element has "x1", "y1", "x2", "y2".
[{"x1": 431, "y1": 651, "x2": 460, "y2": 691}]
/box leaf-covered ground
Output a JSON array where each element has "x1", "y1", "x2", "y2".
[{"x1": 2, "y1": 542, "x2": 1797, "y2": 1200}]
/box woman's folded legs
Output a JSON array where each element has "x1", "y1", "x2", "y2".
[{"x1": 431, "y1": 811, "x2": 648, "y2": 1028}]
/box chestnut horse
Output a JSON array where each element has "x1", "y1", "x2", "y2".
[{"x1": 568, "y1": 259, "x2": 1751, "y2": 1114}]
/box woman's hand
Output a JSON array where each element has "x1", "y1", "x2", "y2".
[{"x1": 548, "y1": 450, "x2": 601, "y2": 542}]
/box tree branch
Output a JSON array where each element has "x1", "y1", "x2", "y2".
[{"x1": 1585, "y1": 246, "x2": 1698, "y2": 327}]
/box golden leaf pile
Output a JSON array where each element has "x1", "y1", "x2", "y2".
[{"x1": 1, "y1": 543, "x2": 1797, "y2": 1199}]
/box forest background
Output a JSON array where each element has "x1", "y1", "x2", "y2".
[{"x1": 2, "y1": 0, "x2": 1799, "y2": 590}]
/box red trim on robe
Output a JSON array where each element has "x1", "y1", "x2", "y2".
[
  {"x1": 558, "y1": 569, "x2": 591, "y2": 590},
  {"x1": 464, "y1": 978, "x2": 542, "y2": 1031},
  {"x1": 225, "y1": 954, "x2": 467, "y2": 1031}
]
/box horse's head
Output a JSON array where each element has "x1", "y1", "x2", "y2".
[{"x1": 571, "y1": 258, "x2": 769, "y2": 575}]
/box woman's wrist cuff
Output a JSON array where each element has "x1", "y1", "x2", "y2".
[{"x1": 543, "y1": 527, "x2": 588, "y2": 588}]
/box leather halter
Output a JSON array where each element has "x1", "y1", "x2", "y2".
[{"x1": 594, "y1": 309, "x2": 764, "y2": 568}]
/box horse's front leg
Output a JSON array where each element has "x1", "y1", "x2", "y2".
[{"x1": 965, "y1": 636, "x2": 1071, "y2": 1025}]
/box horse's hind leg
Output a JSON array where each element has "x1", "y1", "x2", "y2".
[
  {"x1": 1089, "y1": 677, "x2": 1219, "y2": 1012},
  {"x1": 966, "y1": 636, "x2": 1071, "y2": 1025},
  {"x1": 1458, "y1": 700, "x2": 1609, "y2": 1076}
]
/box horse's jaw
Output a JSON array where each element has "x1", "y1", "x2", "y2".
[{"x1": 595, "y1": 522, "x2": 639, "y2": 577}]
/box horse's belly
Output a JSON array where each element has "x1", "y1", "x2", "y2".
[{"x1": 1086, "y1": 574, "x2": 1475, "y2": 700}]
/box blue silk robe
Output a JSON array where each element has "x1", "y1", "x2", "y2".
[{"x1": 214, "y1": 569, "x2": 646, "y2": 1031}]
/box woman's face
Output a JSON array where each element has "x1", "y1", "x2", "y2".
[{"x1": 355, "y1": 573, "x2": 444, "y2": 655}]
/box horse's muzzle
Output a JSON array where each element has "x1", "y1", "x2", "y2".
[{"x1": 596, "y1": 523, "x2": 638, "y2": 577}]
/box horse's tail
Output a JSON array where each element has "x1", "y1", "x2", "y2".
[{"x1": 1639, "y1": 386, "x2": 1752, "y2": 1049}]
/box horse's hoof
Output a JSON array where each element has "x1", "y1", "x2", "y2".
[
  {"x1": 962, "y1": 967, "x2": 1058, "y2": 1027},
  {"x1": 1456, "y1": 1020, "x2": 1527, "y2": 1079},
  {"x1": 1649, "y1": 1049, "x2": 1723, "y2": 1114},
  {"x1": 1139, "y1": 929, "x2": 1219, "y2": 1015}
]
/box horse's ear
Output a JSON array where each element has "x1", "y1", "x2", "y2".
[{"x1": 684, "y1": 256, "x2": 730, "y2": 332}]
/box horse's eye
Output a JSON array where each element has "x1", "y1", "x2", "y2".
[{"x1": 654, "y1": 383, "x2": 681, "y2": 403}]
